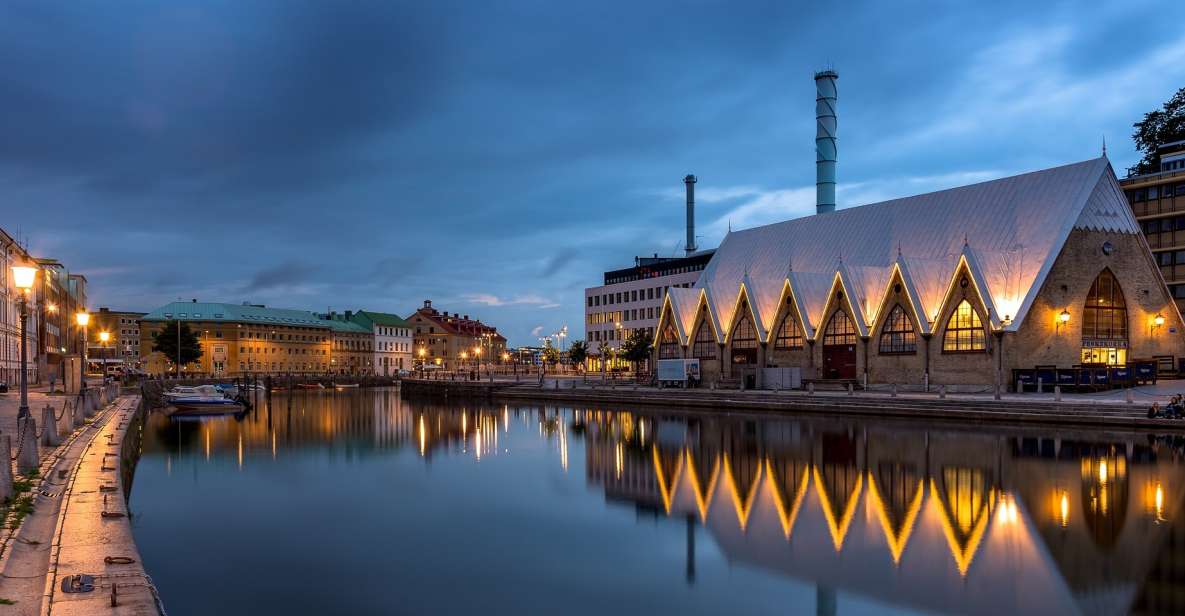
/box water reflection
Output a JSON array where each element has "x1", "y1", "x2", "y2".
[{"x1": 137, "y1": 390, "x2": 1185, "y2": 616}]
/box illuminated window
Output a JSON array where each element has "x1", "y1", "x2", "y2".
[
  {"x1": 658, "y1": 324, "x2": 681, "y2": 359},
  {"x1": 822, "y1": 310, "x2": 856, "y2": 346},
  {"x1": 774, "y1": 313, "x2": 803, "y2": 349},
  {"x1": 692, "y1": 320, "x2": 716, "y2": 359},
  {"x1": 731, "y1": 316, "x2": 757, "y2": 349},
  {"x1": 879, "y1": 305, "x2": 916, "y2": 354},
  {"x1": 943, "y1": 300, "x2": 985, "y2": 352},
  {"x1": 1081, "y1": 269, "x2": 1128, "y2": 366},
  {"x1": 1082, "y1": 269, "x2": 1127, "y2": 340}
]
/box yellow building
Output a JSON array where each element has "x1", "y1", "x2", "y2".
[{"x1": 407, "y1": 300, "x2": 507, "y2": 371}]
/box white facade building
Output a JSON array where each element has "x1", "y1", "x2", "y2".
[
  {"x1": 349, "y1": 310, "x2": 413, "y2": 375},
  {"x1": 584, "y1": 251, "x2": 713, "y2": 369},
  {"x1": 1, "y1": 229, "x2": 40, "y2": 387}
]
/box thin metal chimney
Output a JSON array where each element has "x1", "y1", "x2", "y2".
[
  {"x1": 814, "y1": 70, "x2": 838, "y2": 214},
  {"x1": 684, "y1": 174, "x2": 697, "y2": 255}
]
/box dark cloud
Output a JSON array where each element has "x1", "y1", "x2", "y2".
[
  {"x1": 242, "y1": 261, "x2": 319, "y2": 292},
  {"x1": 4, "y1": 1, "x2": 1183, "y2": 344}
]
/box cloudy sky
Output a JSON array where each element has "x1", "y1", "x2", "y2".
[{"x1": 4, "y1": 1, "x2": 1184, "y2": 345}]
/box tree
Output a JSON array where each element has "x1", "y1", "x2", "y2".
[
  {"x1": 597, "y1": 341, "x2": 611, "y2": 376},
  {"x1": 619, "y1": 330, "x2": 653, "y2": 378},
  {"x1": 1129, "y1": 87, "x2": 1185, "y2": 177},
  {"x1": 567, "y1": 340, "x2": 588, "y2": 371},
  {"x1": 152, "y1": 320, "x2": 203, "y2": 370},
  {"x1": 541, "y1": 339, "x2": 560, "y2": 368}
]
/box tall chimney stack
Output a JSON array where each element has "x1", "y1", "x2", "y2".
[
  {"x1": 684, "y1": 174, "x2": 697, "y2": 255},
  {"x1": 814, "y1": 70, "x2": 838, "y2": 214}
]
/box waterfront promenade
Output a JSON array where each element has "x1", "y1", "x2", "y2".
[
  {"x1": 404, "y1": 375, "x2": 1185, "y2": 429},
  {"x1": 0, "y1": 387, "x2": 157, "y2": 614}
]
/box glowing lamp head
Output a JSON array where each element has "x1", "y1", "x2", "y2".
[
  {"x1": 474, "y1": 347, "x2": 481, "y2": 356},
  {"x1": 99, "y1": 331, "x2": 110, "y2": 343},
  {"x1": 11, "y1": 265, "x2": 36, "y2": 290},
  {"x1": 1154, "y1": 314, "x2": 1166, "y2": 327},
  {"x1": 1058, "y1": 310, "x2": 1071, "y2": 324},
  {"x1": 75, "y1": 312, "x2": 90, "y2": 327},
  {"x1": 501, "y1": 353, "x2": 510, "y2": 361}
]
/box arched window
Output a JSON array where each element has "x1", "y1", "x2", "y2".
[
  {"x1": 943, "y1": 300, "x2": 985, "y2": 352},
  {"x1": 1082, "y1": 269, "x2": 1128, "y2": 365},
  {"x1": 774, "y1": 313, "x2": 804, "y2": 349},
  {"x1": 730, "y1": 315, "x2": 758, "y2": 364},
  {"x1": 658, "y1": 324, "x2": 681, "y2": 359},
  {"x1": 731, "y1": 317, "x2": 757, "y2": 348},
  {"x1": 823, "y1": 310, "x2": 856, "y2": 346},
  {"x1": 879, "y1": 305, "x2": 916, "y2": 354},
  {"x1": 692, "y1": 320, "x2": 717, "y2": 359}
]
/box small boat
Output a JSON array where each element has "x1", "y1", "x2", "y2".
[
  {"x1": 166, "y1": 385, "x2": 245, "y2": 416},
  {"x1": 295, "y1": 383, "x2": 326, "y2": 390},
  {"x1": 333, "y1": 383, "x2": 360, "y2": 389},
  {"x1": 163, "y1": 386, "x2": 202, "y2": 401}
]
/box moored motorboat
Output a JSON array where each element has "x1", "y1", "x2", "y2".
[
  {"x1": 165, "y1": 385, "x2": 246, "y2": 416},
  {"x1": 296, "y1": 383, "x2": 326, "y2": 390},
  {"x1": 333, "y1": 383, "x2": 360, "y2": 389}
]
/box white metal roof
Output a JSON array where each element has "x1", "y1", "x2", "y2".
[{"x1": 677, "y1": 156, "x2": 1138, "y2": 340}]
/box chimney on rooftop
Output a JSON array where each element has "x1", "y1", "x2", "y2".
[
  {"x1": 814, "y1": 70, "x2": 838, "y2": 214},
  {"x1": 684, "y1": 174, "x2": 697, "y2": 255}
]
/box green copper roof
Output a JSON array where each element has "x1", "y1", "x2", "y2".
[
  {"x1": 350, "y1": 310, "x2": 410, "y2": 328},
  {"x1": 141, "y1": 301, "x2": 332, "y2": 328}
]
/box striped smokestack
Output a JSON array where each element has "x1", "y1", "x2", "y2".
[
  {"x1": 814, "y1": 70, "x2": 838, "y2": 214},
  {"x1": 684, "y1": 174, "x2": 697, "y2": 255}
]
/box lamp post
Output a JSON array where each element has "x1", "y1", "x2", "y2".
[
  {"x1": 76, "y1": 311, "x2": 89, "y2": 390},
  {"x1": 99, "y1": 331, "x2": 111, "y2": 382},
  {"x1": 12, "y1": 265, "x2": 36, "y2": 419}
]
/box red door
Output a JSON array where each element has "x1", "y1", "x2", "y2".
[{"x1": 823, "y1": 344, "x2": 857, "y2": 379}]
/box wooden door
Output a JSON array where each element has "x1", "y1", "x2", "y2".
[{"x1": 823, "y1": 344, "x2": 857, "y2": 379}]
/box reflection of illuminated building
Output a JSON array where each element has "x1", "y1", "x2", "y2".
[{"x1": 580, "y1": 412, "x2": 1185, "y2": 616}]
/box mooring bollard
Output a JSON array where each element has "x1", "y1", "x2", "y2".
[
  {"x1": 1126, "y1": 388, "x2": 1134, "y2": 404},
  {"x1": 17, "y1": 417, "x2": 39, "y2": 475},
  {"x1": 891, "y1": 383, "x2": 898, "y2": 398},
  {"x1": 1054, "y1": 385, "x2": 1062, "y2": 402},
  {"x1": 808, "y1": 382, "x2": 815, "y2": 395},
  {"x1": 73, "y1": 397, "x2": 86, "y2": 428},
  {"x1": 847, "y1": 383, "x2": 853, "y2": 396},
  {"x1": 939, "y1": 384, "x2": 947, "y2": 399},
  {"x1": 41, "y1": 405, "x2": 61, "y2": 446},
  {"x1": 994, "y1": 383, "x2": 1001, "y2": 401},
  {"x1": 1037, "y1": 377, "x2": 1043, "y2": 395},
  {"x1": 0, "y1": 436, "x2": 12, "y2": 502}
]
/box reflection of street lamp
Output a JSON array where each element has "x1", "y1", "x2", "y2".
[
  {"x1": 12, "y1": 265, "x2": 36, "y2": 419},
  {"x1": 99, "y1": 331, "x2": 111, "y2": 380},
  {"x1": 417, "y1": 347, "x2": 426, "y2": 373},
  {"x1": 76, "y1": 311, "x2": 89, "y2": 388}
]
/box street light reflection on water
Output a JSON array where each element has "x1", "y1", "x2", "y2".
[{"x1": 129, "y1": 389, "x2": 1185, "y2": 616}]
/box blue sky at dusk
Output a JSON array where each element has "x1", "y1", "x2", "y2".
[{"x1": 4, "y1": 1, "x2": 1184, "y2": 345}]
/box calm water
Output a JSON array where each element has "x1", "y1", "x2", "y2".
[{"x1": 128, "y1": 389, "x2": 1185, "y2": 616}]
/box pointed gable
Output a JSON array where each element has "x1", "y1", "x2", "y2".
[{"x1": 691, "y1": 157, "x2": 1126, "y2": 334}]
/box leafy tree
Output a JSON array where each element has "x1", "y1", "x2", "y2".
[
  {"x1": 1129, "y1": 87, "x2": 1185, "y2": 177},
  {"x1": 619, "y1": 329, "x2": 653, "y2": 378},
  {"x1": 542, "y1": 339, "x2": 560, "y2": 367},
  {"x1": 567, "y1": 340, "x2": 588, "y2": 371},
  {"x1": 597, "y1": 341, "x2": 611, "y2": 376},
  {"x1": 152, "y1": 320, "x2": 203, "y2": 369}
]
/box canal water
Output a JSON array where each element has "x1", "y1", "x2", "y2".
[{"x1": 128, "y1": 389, "x2": 1185, "y2": 615}]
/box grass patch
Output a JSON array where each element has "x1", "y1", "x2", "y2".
[
  {"x1": 7, "y1": 495, "x2": 35, "y2": 529},
  {"x1": 0, "y1": 598, "x2": 15, "y2": 605},
  {"x1": 11, "y1": 479, "x2": 33, "y2": 494}
]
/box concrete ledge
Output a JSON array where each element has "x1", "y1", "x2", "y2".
[
  {"x1": 491, "y1": 387, "x2": 1185, "y2": 431},
  {"x1": 42, "y1": 396, "x2": 162, "y2": 615}
]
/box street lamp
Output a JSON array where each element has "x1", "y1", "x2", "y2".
[
  {"x1": 99, "y1": 331, "x2": 111, "y2": 381},
  {"x1": 11, "y1": 265, "x2": 36, "y2": 419},
  {"x1": 75, "y1": 311, "x2": 89, "y2": 389}
]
